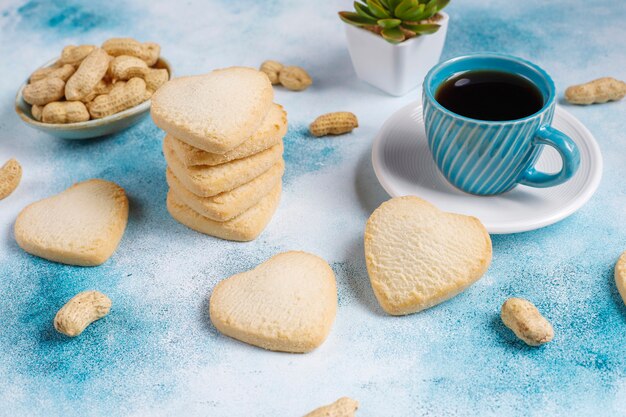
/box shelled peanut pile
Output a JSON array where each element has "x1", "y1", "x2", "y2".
[{"x1": 23, "y1": 38, "x2": 169, "y2": 124}]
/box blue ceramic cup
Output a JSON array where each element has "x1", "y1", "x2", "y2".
[{"x1": 422, "y1": 53, "x2": 580, "y2": 195}]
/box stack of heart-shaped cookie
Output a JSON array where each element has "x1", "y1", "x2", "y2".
[{"x1": 151, "y1": 67, "x2": 286, "y2": 241}]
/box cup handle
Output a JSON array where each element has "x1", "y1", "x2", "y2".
[{"x1": 519, "y1": 125, "x2": 581, "y2": 188}]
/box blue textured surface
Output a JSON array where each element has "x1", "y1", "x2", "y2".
[{"x1": 0, "y1": 0, "x2": 625, "y2": 416}]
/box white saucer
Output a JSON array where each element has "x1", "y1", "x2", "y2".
[{"x1": 371, "y1": 101, "x2": 603, "y2": 234}]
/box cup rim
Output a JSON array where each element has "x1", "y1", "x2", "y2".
[{"x1": 423, "y1": 52, "x2": 556, "y2": 125}]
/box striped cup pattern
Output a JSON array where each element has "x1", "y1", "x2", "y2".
[{"x1": 422, "y1": 96, "x2": 555, "y2": 195}]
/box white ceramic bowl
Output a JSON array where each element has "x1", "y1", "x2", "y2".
[{"x1": 15, "y1": 57, "x2": 172, "y2": 140}]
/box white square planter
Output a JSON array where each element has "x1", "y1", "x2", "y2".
[{"x1": 344, "y1": 12, "x2": 449, "y2": 96}]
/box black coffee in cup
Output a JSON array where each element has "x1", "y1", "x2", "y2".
[{"x1": 435, "y1": 70, "x2": 544, "y2": 121}]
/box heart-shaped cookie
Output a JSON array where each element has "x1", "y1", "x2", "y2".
[
  {"x1": 166, "y1": 182, "x2": 282, "y2": 242},
  {"x1": 209, "y1": 251, "x2": 337, "y2": 353},
  {"x1": 14, "y1": 179, "x2": 128, "y2": 266},
  {"x1": 163, "y1": 134, "x2": 283, "y2": 197},
  {"x1": 166, "y1": 160, "x2": 284, "y2": 222},
  {"x1": 364, "y1": 196, "x2": 492, "y2": 315},
  {"x1": 151, "y1": 66, "x2": 274, "y2": 154},
  {"x1": 169, "y1": 103, "x2": 287, "y2": 167}
]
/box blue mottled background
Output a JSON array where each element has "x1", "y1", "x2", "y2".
[{"x1": 1, "y1": 0, "x2": 625, "y2": 416}]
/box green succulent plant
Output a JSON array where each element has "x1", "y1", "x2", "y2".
[{"x1": 339, "y1": 0, "x2": 450, "y2": 44}]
